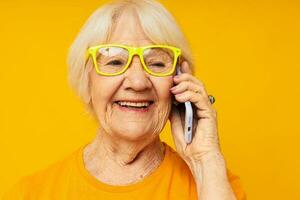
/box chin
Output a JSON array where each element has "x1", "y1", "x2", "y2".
[{"x1": 112, "y1": 126, "x2": 153, "y2": 142}]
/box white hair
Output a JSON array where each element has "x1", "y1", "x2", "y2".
[{"x1": 67, "y1": 0, "x2": 194, "y2": 116}]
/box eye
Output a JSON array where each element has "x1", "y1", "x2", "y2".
[
  {"x1": 106, "y1": 60, "x2": 124, "y2": 66},
  {"x1": 150, "y1": 62, "x2": 165, "y2": 67}
]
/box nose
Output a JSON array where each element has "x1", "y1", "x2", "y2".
[{"x1": 122, "y1": 55, "x2": 152, "y2": 91}]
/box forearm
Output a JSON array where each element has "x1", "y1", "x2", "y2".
[{"x1": 188, "y1": 151, "x2": 237, "y2": 200}]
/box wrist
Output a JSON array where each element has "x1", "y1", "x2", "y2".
[
  {"x1": 185, "y1": 152, "x2": 236, "y2": 200},
  {"x1": 198, "y1": 151, "x2": 226, "y2": 165},
  {"x1": 186, "y1": 151, "x2": 228, "y2": 182}
]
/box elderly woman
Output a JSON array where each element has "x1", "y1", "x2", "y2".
[{"x1": 4, "y1": 0, "x2": 246, "y2": 199}]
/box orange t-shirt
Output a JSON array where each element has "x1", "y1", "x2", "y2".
[{"x1": 3, "y1": 142, "x2": 246, "y2": 200}]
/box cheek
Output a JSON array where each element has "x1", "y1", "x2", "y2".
[
  {"x1": 89, "y1": 73, "x2": 122, "y2": 117},
  {"x1": 149, "y1": 77, "x2": 174, "y2": 133},
  {"x1": 154, "y1": 76, "x2": 173, "y2": 102},
  {"x1": 153, "y1": 77, "x2": 174, "y2": 116}
]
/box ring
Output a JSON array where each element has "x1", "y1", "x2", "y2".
[{"x1": 208, "y1": 95, "x2": 215, "y2": 104}]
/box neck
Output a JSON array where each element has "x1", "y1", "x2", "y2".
[{"x1": 83, "y1": 128, "x2": 165, "y2": 185}]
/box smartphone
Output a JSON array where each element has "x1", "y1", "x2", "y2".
[{"x1": 175, "y1": 67, "x2": 193, "y2": 144}]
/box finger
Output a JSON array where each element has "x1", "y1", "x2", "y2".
[
  {"x1": 176, "y1": 61, "x2": 208, "y2": 96},
  {"x1": 170, "y1": 80, "x2": 200, "y2": 94},
  {"x1": 196, "y1": 107, "x2": 218, "y2": 120},
  {"x1": 174, "y1": 90, "x2": 214, "y2": 117},
  {"x1": 173, "y1": 73, "x2": 206, "y2": 93},
  {"x1": 173, "y1": 76, "x2": 210, "y2": 103}
]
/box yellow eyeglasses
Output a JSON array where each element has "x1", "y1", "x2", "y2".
[{"x1": 85, "y1": 44, "x2": 181, "y2": 77}]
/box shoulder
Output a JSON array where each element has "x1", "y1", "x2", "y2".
[
  {"x1": 3, "y1": 146, "x2": 81, "y2": 198},
  {"x1": 26, "y1": 148, "x2": 78, "y2": 183}
]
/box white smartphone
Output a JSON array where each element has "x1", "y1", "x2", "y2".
[{"x1": 175, "y1": 67, "x2": 193, "y2": 144}]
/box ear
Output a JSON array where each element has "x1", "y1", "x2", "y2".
[
  {"x1": 180, "y1": 61, "x2": 192, "y2": 74},
  {"x1": 178, "y1": 56, "x2": 194, "y2": 75},
  {"x1": 83, "y1": 63, "x2": 93, "y2": 104}
]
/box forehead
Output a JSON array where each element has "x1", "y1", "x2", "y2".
[{"x1": 109, "y1": 10, "x2": 153, "y2": 46}]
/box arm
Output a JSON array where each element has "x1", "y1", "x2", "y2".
[
  {"x1": 169, "y1": 61, "x2": 239, "y2": 200},
  {"x1": 188, "y1": 151, "x2": 237, "y2": 200}
]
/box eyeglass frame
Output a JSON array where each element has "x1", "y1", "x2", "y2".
[{"x1": 85, "y1": 44, "x2": 182, "y2": 77}]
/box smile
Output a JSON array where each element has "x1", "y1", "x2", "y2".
[{"x1": 114, "y1": 100, "x2": 154, "y2": 112}]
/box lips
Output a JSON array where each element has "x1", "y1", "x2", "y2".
[
  {"x1": 114, "y1": 100, "x2": 154, "y2": 108},
  {"x1": 112, "y1": 97, "x2": 156, "y2": 114}
]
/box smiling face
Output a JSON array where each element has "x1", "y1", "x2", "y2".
[{"x1": 88, "y1": 11, "x2": 175, "y2": 142}]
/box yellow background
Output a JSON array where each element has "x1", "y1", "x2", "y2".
[{"x1": 1, "y1": 0, "x2": 299, "y2": 199}]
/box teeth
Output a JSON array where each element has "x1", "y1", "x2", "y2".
[{"x1": 117, "y1": 101, "x2": 151, "y2": 107}]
